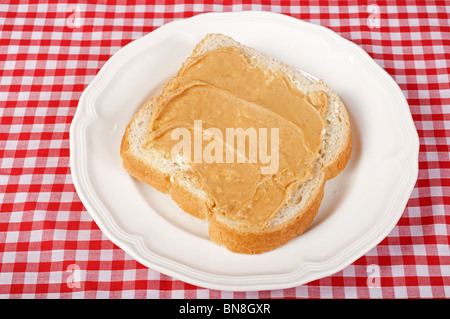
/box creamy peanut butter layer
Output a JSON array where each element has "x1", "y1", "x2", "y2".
[{"x1": 146, "y1": 47, "x2": 328, "y2": 228}]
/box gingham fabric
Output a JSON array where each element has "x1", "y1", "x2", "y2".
[{"x1": 0, "y1": 1, "x2": 449, "y2": 299}]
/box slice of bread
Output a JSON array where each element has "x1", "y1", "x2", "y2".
[{"x1": 120, "y1": 33, "x2": 352, "y2": 254}]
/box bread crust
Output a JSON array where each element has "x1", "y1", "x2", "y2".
[
  {"x1": 120, "y1": 33, "x2": 352, "y2": 254},
  {"x1": 120, "y1": 101, "x2": 213, "y2": 221},
  {"x1": 326, "y1": 132, "x2": 352, "y2": 180},
  {"x1": 209, "y1": 172, "x2": 326, "y2": 254}
]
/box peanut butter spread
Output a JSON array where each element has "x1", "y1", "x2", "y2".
[{"x1": 146, "y1": 47, "x2": 328, "y2": 228}]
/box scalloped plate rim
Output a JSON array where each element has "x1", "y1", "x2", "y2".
[{"x1": 70, "y1": 11, "x2": 419, "y2": 291}]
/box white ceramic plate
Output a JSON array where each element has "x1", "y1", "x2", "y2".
[{"x1": 70, "y1": 11, "x2": 419, "y2": 291}]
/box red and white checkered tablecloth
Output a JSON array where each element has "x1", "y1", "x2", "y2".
[{"x1": 0, "y1": 0, "x2": 449, "y2": 299}]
